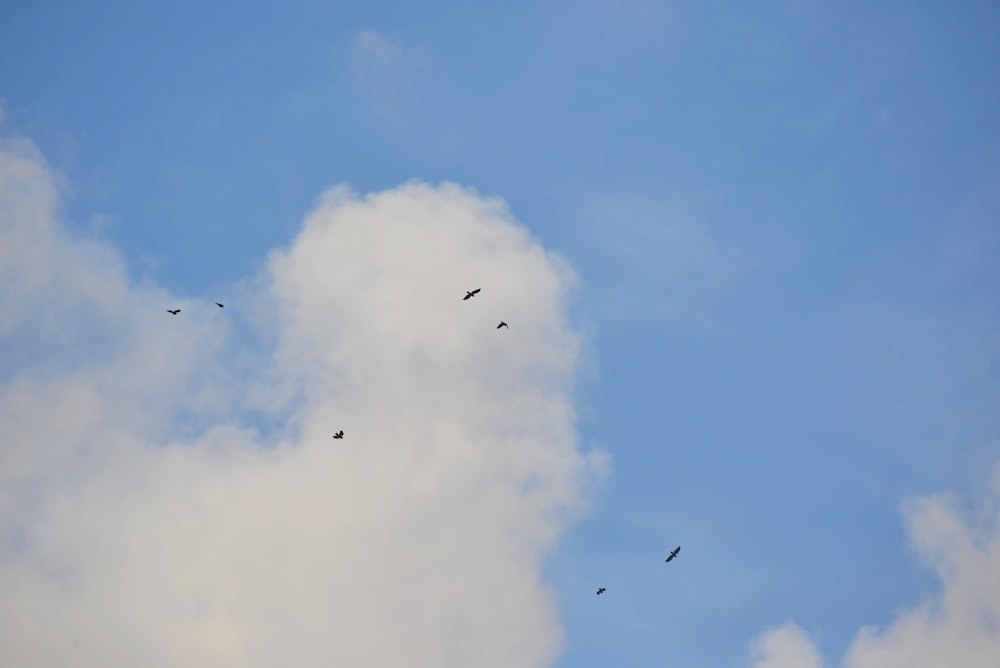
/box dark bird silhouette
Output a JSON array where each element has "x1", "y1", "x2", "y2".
[
  {"x1": 497, "y1": 321, "x2": 508, "y2": 329},
  {"x1": 332, "y1": 431, "x2": 344, "y2": 439},
  {"x1": 596, "y1": 587, "x2": 606, "y2": 595},
  {"x1": 665, "y1": 546, "x2": 681, "y2": 563},
  {"x1": 166, "y1": 309, "x2": 181, "y2": 315},
  {"x1": 463, "y1": 288, "x2": 481, "y2": 300},
  {"x1": 215, "y1": 302, "x2": 224, "y2": 308}
]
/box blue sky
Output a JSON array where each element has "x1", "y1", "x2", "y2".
[{"x1": 2, "y1": 2, "x2": 999, "y2": 666}]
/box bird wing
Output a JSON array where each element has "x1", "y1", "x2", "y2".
[{"x1": 472, "y1": 288, "x2": 481, "y2": 295}]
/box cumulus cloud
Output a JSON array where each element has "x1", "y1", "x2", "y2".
[
  {"x1": 0, "y1": 135, "x2": 602, "y2": 667},
  {"x1": 750, "y1": 622, "x2": 823, "y2": 668},
  {"x1": 749, "y1": 468, "x2": 1000, "y2": 668}
]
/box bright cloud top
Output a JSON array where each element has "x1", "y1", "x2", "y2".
[
  {"x1": 0, "y1": 137, "x2": 601, "y2": 667},
  {"x1": 750, "y1": 622, "x2": 823, "y2": 668},
  {"x1": 750, "y1": 467, "x2": 1000, "y2": 668}
]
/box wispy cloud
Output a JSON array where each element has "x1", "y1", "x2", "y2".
[
  {"x1": 352, "y1": 29, "x2": 404, "y2": 70},
  {"x1": 0, "y1": 136, "x2": 603, "y2": 666},
  {"x1": 349, "y1": 29, "x2": 423, "y2": 127},
  {"x1": 749, "y1": 466, "x2": 1000, "y2": 668}
]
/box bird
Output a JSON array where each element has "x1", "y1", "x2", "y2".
[
  {"x1": 596, "y1": 587, "x2": 606, "y2": 595},
  {"x1": 215, "y1": 302, "x2": 224, "y2": 308},
  {"x1": 462, "y1": 288, "x2": 481, "y2": 300},
  {"x1": 497, "y1": 321, "x2": 508, "y2": 329},
  {"x1": 665, "y1": 546, "x2": 681, "y2": 563},
  {"x1": 332, "y1": 431, "x2": 344, "y2": 439},
  {"x1": 166, "y1": 309, "x2": 181, "y2": 315}
]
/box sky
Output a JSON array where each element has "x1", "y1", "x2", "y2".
[{"x1": 1, "y1": 1, "x2": 999, "y2": 666}]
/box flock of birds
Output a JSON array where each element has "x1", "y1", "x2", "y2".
[
  {"x1": 596, "y1": 546, "x2": 682, "y2": 596},
  {"x1": 165, "y1": 302, "x2": 224, "y2": 315},
  {"x1": 167, "y1": 288, "x2": 681, "y2": 597}
]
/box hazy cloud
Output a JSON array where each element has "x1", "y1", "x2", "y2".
[
  {"x1": 0, "y1": 137, "x2": 602, "y2": 667},
  {"x1": 749, "y1": 467, "x2": 1000, "y2": 668},
  {"x1": 349, "y1": 29, "x2": 423, "y2": 126},
  {"x1": 352, "y1": 29, "x2": 404, "y2": 70},
  {"x1": 873, "y1": 104, "x2": 892, "y2": 128}
]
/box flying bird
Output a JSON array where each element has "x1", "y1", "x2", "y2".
[
  {"x1": 497, "y1": 321, "x2": 508, "y2": 329},
  {"x1": 596, "y1": 587, "x2": 606, "y2": 595},
  {"x1": 215, "y1": 302, "x2": 224, "y2": 308},
  {"x1": 166, "y1": 309, "x2": 181, "y2": 315},
  {"x1": 332, "y1": 431, "x2": 344, "y2": 439},
  {"x1": 463, "y1": 288, "x2": 481, "y2": 300},
  {"x1": 665, "y1": 546, "x2": 681, "y2": 563}
]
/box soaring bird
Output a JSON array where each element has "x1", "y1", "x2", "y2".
[
  {"x1": 596, "y1": 587, "x2": 606, "y2": 595},
  {"x1": 332, "y1": 431, "x2": 344, "y2": 439},
  {"x1": 665, "y1": 546, "x2": 681, "y2": 563},
  {"x1": 215, "y1": 302, "x2": 224, "y2": 308},
  {"x1": 497, "y1": 321, "x2": 508, "y2": 329},
  {"x1": 463, "y1": 288, "x2": 481, "y2": 300},
  {"x1": 166, "y1": 309, "x2": 181, "y2": 315}
]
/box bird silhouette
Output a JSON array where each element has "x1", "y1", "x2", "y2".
[
  {"x1": 166, "y1": 309, "x2": 181, "y2": 315},
  {"x1": 463, "y1": 288, "x2": 481, "y2": 300},
  {"x1": 596, "y1": 587, "x2": 606, "y2": 595},
  {"x1": 215, "y1": 302, "x2": 224, "y2": 308},
  {"x1": 332, "y1": 431, "x2": 344, "y2": 439},
  {"x1": 497, "y1": 321, "x2": 508, "y2": 329},
  {"x1": 665, "y1": 546, "x2": 681, "y2": 562}
]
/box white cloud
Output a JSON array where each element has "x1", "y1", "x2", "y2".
[
  {"x1": 749, "y1": 467, "x2": 1000, "y2": 668},
  {"x1": 0, "y1": 135, "x2": 125, "y2": 338},
  {"x1": 750, "y1": 621, "x2": 823, "y2": 668},
  {"x1": 0, "y1": 136, "x2": 602, "y2": 667}
]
